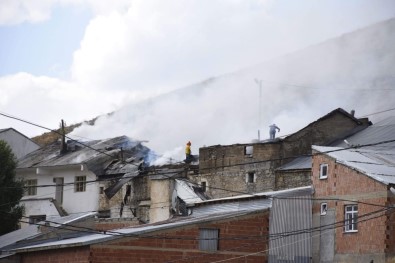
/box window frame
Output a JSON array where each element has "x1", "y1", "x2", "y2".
[
  {"x1": 244, "y1": 146, "x2": 253, "y2": 156},
  {"x1": 25, "y1": 179, "x2": 38, "y2": 196},
  {"x1": 320, "y1": 202, "x2": 328, "y2": 216},
  {"x1": 74, "y1": 176, "x2": 87, "y2": 192},
  {"x1": 344, "y1": 204, "x2": 358, "y2": 233},
  {"x1": 246, "y1": 172, "x2": 256, "y2": 183},
  {"x1": 319, "y1": 164, "x2": 328, "y2": 179},
  {"x1": 199, "y1": 228, "x2": 219, "y2": 251}
]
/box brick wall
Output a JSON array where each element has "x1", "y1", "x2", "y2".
[
  {"x1": 312, "y1": 151, "x2": 395, "y2": 262},
  {"x1": 18, "y1": 212, "x2": 269, "y2": 263},
  {"x1": 90, "y1": 212, "x2": 269, "y2": 263},
  {"x1": 20, "y1": 247, "x2": 90, "y2": 263}
]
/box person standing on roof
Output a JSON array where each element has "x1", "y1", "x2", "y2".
[
  {"x1": 185, "y1": 141, "x2": 192, "y2": 162},
  {"x1": 269, "y1": 124, "x2": 280, "y2": 140}
]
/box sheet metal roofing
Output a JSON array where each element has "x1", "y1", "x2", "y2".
[
  {"x1": 313, "y1": 145, "x2": 395, "y2": 185},
  {"x1": 0, "y1": 212, "x2": 96, "y2": 250},
  {"x1": 276, "y1": 116, "x2": 395, "y2": 171},
  {"x1": 10, "y1": 187, "x2": 312, "y2": 253},
  {"x1": 175, "y1": 179, "x2": 207, "y2": 205},
  {"x1": 276, "y1": 156, "x2": 312, "y2": 171},
  {"x1": 333, "y1": 116, "x2": 395, "y2": 150},
  {"x1": 17, "y1": 136, "x2": 149, "y2": 175}
]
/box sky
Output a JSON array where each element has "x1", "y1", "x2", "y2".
[{"x1": 1, "y1": 0, "x2": 395, "y2": 162}]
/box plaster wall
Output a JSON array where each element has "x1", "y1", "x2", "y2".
[
  {"x1": 0, "y1": 129, "x2": 39, "y2": 159},
  {"x1": 17, "y1": 166, "x2": 99, "y2": 222}
]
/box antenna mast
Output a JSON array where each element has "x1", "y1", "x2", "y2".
[{"x1": 255, "y1": 79, "x2": 263, "y2": 141}]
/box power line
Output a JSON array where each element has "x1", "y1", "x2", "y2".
[
  {"x1": 0, "y1": 111, "x2": 134, "y2": 162},
  {"x1": 0, "y1": 136, "x2": 392, "y2": 192},
  {"x1": 359, "y1": 107, "x2": 395, "y2": 118}
]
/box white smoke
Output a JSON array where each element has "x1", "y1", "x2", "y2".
[{"x1": 71, "y1": 18, "x2": 395, "y2": 160}]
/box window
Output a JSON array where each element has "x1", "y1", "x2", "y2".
[
  {"x1": 319, "y1": 164, "x2": 328, "y2": 179},
  {"x1": 344, "y1": 205, "x2": 358, "y2": 232},
  {"x1": 201, "y1": 181, "x2": 207, "y2": 192},
  {"x1": 29, "y1": 215, "x2": 46, "y2": 225},
  {"x1": 245, "y1": 146, "x2": 253, "y2": 156},
  {"x1": 74, "y1": 176, "x2": 86, "y2": 192},
  {"x1": 246, "y1": 172, "x2": 256, "y2": 183},
  {"x1": 199, "y1": 228, "x2": 219, "y2": 251},
  {"x1": 320, "y1": 203, "x2": 328, "y2": 215},
  {"x1": 25, "y1": 179, "x2": 37, "y2": 196}
]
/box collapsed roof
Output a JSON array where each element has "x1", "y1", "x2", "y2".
[{"x1": 17, "y1": 135, "x2": 150, "y2": 176}]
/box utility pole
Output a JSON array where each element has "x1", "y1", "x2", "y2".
[
  {"x1": 60, "y1": 119, "x2": 67, "y2": 154},
  {"x1": 255, "y1": 79, "x2": 263, "y2": 141}
]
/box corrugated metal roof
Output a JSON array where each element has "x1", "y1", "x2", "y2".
[
  {"x1": 17, "y1": 136, "x2": 150, "y2": 176},
  {"x1": 313, "y1": 145, "x2": 395, "y2": 185},
  {"x1": 175, "y1": 179, "x2": 206, "y2": 205},
  {"x1": 0, "y1": 212, "x2": 96, "y2": 250},
  {"x1": 333, "y1": 116, "x2": 395, "y2": 150},
  {"x1": 277, "y1": 156, "x2": 312, "y2": 171},
  {"x1": 10, "y1": 187, "x2": 311, "y2": 253}
]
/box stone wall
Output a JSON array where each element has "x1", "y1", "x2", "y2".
[
  {"x1": 193, "y1": 142, "x2": 281, "y2": 198},
  {"x1": 193, "y1": 110, "x2": 370, "y2": 199},
  {"x1": 274, "y1": 169, "x2": 311, "y2": 190}
]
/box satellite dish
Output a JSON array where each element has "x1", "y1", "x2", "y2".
[{"x1": 171, "y1": 189, "x2": 178, "y2": 212}]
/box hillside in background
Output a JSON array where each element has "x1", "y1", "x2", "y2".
[{"x1": 36, "y1": 18, "x2": 395, "y2": 158}]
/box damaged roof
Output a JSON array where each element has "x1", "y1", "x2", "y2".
[
  {"x1": 175, "y1": 179, "x2": 208, "y2": 205},
  {"x1": 17, "y1": 136, "x2": 150, "y2": 176}
]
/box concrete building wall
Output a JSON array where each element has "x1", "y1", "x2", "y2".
[
  {"x1": 17, "y1": 166, "x2": 99, "y2": 226},
  {"x1": 312, "y1": 151, "x2": 395, "y2": 263},
  {"x1": 0, "y1": 129, "x2": 39, "y2": 159},
  {"x1": 149, "y1": 179, "x2": 172, "y2": 223}
]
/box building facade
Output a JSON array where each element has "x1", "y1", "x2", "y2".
[
  {"x1": 312, "y1": 145, "x2": 395, "y2": 263},
  {"x1": 191, "y1": 108, "x2": 370, "y2": 199}
]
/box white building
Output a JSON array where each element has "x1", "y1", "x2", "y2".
[
  {"x1": 16, "y1": 136, "x2": 150, "y2": 228},
  {"x1": 0, "y1": 128, "x2": 40, "y2": 159}
]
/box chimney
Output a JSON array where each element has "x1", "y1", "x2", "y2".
[
  {"x1": 60, "y1": 119, "x2": 67, "y2": 154},
  {"x1": 350, "y1": 110, "x2": 355, "y2": 117}
]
